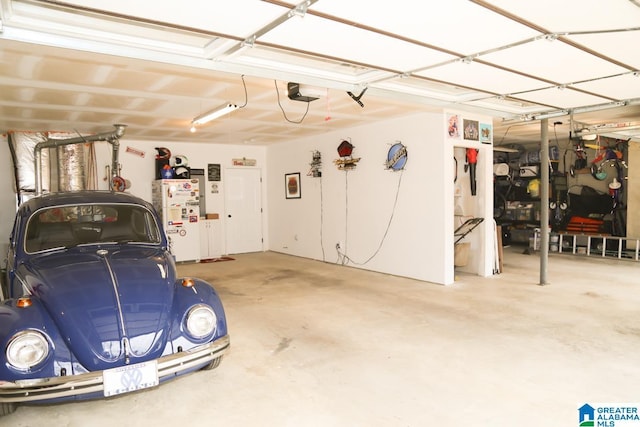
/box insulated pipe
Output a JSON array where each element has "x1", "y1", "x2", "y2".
[
  {"x1": 111, "y1": 138, "x2": 121, "y2": 179},
  {"x1": 539, "y1": 119, "x2": 550, "y2": 286},
  {"x1": 34, "y1": 124, "x2": 126, "y2": 195}
]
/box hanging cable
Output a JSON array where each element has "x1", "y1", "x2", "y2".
[
  {"x1": 337, "y1": 169, "x2": 405, "y2": 266},
  {"x1": 336, "y1": 170, "x2": 349, "y2": 265},
  {"x1": 238, "y1": 74, "x2": 248, "y2": 109},
  {"x1": 495, "y1": 123, "x2": 516, "y2": 148},
  {"x1": 274, "y1": 80, "x2": 310, "y2": 124}
]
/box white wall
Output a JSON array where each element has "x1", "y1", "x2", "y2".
[
  {"x1": 266, "y1": 111, "x2": 494, "y2": 285},
  {"x1": 2, "y1": 111, "x2": 495, "y2": 285},
  {"x1": 0, "y1": 135, "x2": 267, "y2": 257},
  {"x1": 102, "y1": 140, "x2": 268, "y2": 255}
]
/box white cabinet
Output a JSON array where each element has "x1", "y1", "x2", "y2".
[{"x1": 200, "y1": 219, "x2": 222, "y2": 259}]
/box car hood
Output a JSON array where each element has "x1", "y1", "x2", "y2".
[{"x1": 23, "y1": 246, "x2": 175, "y2": 370}]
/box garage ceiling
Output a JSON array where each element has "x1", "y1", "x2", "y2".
[{"x1": 1, "y1": 0, "x2": 639, "y2": 147}]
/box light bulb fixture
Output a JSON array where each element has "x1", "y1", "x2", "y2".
[{"x1": 191, "y1": 103, "x2": 238, "y2": 126}]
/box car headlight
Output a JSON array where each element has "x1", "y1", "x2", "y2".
[
  {"x1": 186, "y1": 305, "x2": 217, "y2": 339},
  {"x1": 6, "y1": 331, "x2": 49, "y2": 370}
]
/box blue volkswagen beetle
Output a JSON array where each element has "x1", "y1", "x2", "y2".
[{"x1": 0, "y1": 190, "x2": 229, "y2": 416}]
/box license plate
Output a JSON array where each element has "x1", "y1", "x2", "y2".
[{"x1": 103, "y1": 360, "x2": 159, "y2": 397}]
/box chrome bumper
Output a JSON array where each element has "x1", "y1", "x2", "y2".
[{"x1": 0, "y1": 335, "x2": 230, "y2": 404}]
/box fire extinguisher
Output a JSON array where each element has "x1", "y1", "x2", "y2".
[{"x1": 465, "y1": 148, "x2": 479, "y2": 196}]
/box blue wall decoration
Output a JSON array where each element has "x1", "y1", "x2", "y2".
[{"x1": 386, "y1": 142, "x2": 408, "y2": 171}]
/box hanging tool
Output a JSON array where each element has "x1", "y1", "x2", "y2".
[
  {"x1": 464, "y1": 148, "x2": 479, "y2": 196},
  {"x1": 570, "y1": 142, "x2": 588, "y2": 177}
]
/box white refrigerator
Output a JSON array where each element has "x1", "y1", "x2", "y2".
[{"x1": 152, "y1": 179, "x2": 201, "y2": 262}]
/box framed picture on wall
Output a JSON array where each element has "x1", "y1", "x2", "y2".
[
  {"x1": 463, "y1": 119, "x2": 479, "y2": 141},
  {"x1": 480, "y1": 123, "x2": 492, "y2": 144},
  {"x1": 447, "y1": 114, "x2": 460, "y2": 138},
  {"x1": 207, "y1": 163, "x2": 221, "y2": 181},
  {"x1": 285, "y1": 172, "x2": 301, "y2": 199}
]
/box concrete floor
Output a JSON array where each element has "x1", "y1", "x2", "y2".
[{"x1": 8, "y1": 247, "x2": 640, "y2": 426}]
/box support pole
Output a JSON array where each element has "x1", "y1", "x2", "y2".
[{"x1": 539, "y1": 119, "x2": 550, "y2": 285}]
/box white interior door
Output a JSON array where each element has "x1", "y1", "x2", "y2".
[{"x1": 224, "y1": 168, "x2": 263, "y2": 254}]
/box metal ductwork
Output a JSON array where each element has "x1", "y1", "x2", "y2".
[
  {"x1": 34, "y1": 124, "x2": 126, "y2": 196},
  {"x1": 57, "y1": 143, "x2": 86, "y2": 192}
]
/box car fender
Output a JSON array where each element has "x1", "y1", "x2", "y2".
[
  {"x1": 165, "y1": 278, "x2": 228, "y2": 354},
  {"x1": 0, "y1": 298, "x2": 74, "y2": 381}
]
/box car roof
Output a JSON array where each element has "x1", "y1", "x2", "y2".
[{"x1": 20, "y1": 191, "x2": 154, "y2": 213}]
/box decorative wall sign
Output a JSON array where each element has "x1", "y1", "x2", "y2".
[
  {"x1": 463, "y1": 119, "x2": 479, "y2": 141},
  {"x1": 386, "y1": 142, "x2": 408, "y2": 171},
  {"x1": 285, "y1": 172, "x2": 301, "y2": 199},
  {"x1": 334, "y1": 139, "x2": 361, "y2": 171},
  {"x1": 337, "y1": 139, "x2": 353, "y2": 157},
  {"x1": 308, "y1": 150, "x2": 322, "y2": 177},
  {"x1": 125, "y1": 146, "x2": 145, "y2": 157},
  {"x1": 232, "y1": 157, "x2": 257, "y2": 166}
]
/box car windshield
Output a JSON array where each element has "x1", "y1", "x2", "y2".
[{"x1": 25, "y1": 203, "x2": 161, "y2": 253}]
